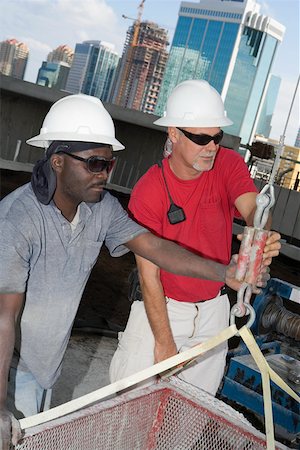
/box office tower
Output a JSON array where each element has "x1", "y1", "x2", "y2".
[
  {"x1": 111, "y1": 21, "x2": 169, "y2": 113},
  {"x1": 0, "y1": 38, "x2": 29, "y2": 79},
  {"x1": 36, "y1": 45, "x2": 74, "y2": 90},
  {"x1": 65, "y1": 41, "x2": 119, "y2": 102},
  {"x1": 156, "y1": 0, "x2": 285, "y2": 145},
  {"x1": 224, "y1": 10, "x2": 284, "y2": 144},
  {"x1": 295, "y1": 128, "x2": 300, "y2": 148},
  {"x1": 47, "y1": 45, "x2": 74, "y2": 66},
  {"x1": 256, "y1": 75, "x2": 281, "y2": 139},
  {"x1": 36, "y1": 61, "x2": 70, "y2": 90}
]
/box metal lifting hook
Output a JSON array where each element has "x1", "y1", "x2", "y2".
[
  {"x1": 230, "y1": 303, "x2": 256, "y2": 329},
  {"x1": 230, "y1": 282, "x2": 256, "y2": 329},
  {"x1": 253, "y1": 137, "x2": 283, "y2": 230},
  {"x1": 253, "y1": 184, "x2": 275, "y2": 230},
  {"x1": 232, "y1": 145, "x2": 279, "y2": 328}
]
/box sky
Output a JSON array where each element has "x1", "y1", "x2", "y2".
[{"x1": 1, "y1": 0, "x2": 299, "y2": 145}]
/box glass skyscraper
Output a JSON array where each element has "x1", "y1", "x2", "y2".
[
  {"x1": 65, "y1": 41, "x2": 119, "y2": 102},
  {"x1": 255, "y1": 75, "x2": 281, "y2": 139},
  {"x1": 224, "y1": 24, "x2": 282, "y2": 142},
  {"x1": 36, "y1": 61, "x2": 70, "y2": 90},
  {"x1": 155, "y1": 0, "x2": 285, "y2": 145}
]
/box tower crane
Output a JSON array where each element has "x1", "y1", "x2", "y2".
[{"x1": 122, "y1": 0, "x2": 145, "y2": 47}]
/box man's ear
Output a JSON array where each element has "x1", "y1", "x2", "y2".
[
  {"x1": 51, "y1": 154, "x2": 64, "y2": 173},
  {"x1": 168, "y1": 127, "x2": 180, "y2": 144}
]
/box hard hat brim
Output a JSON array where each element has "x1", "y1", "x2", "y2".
[
  {"x1": 153, "y1": 116, "x2": 233, "y2": 128},
  {"x1": 26, "y1": 132, "x2": 125, "y2": 151}
]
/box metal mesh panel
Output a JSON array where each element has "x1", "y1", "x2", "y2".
[{"x1": 16, "y1": 381, "x2": 284, "y2": 450}]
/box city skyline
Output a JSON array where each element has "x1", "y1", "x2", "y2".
[{"x1": 1, "y1": 0, "x2": 299, "y2": 145}]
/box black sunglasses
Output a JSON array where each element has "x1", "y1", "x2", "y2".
[
  {"x1": 177, "y1": 128, "x2": 224, "y2": 146},
  {"x1": 58, "y1": 151, "x2": 116, "y2": 174}
]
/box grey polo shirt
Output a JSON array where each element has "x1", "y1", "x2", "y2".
[{"x1": 0, "y1": 183, "x2": 147, "y2": 388}]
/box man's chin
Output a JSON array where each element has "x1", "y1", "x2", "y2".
[
  {"x1": 193, "y1": 161, "x2": 214, "y2": 172},
  {"x1": 85, "y1": 192, "x2": 104, "y2": 203}
]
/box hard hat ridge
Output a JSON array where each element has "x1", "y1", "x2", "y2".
[
  {"x1": 27, "y1": 94, "x2": 125, "y2": 151},
  {"x1": 154, "y1": 80, "x2": 233, "y2": 128}
]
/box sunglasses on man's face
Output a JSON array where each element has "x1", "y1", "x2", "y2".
[
  {"x1": 58, "y1": 151, "x2": 116, "y2": 174},
  {"x1": 177, "y1": 128, "x2": 224, "y2": 146}
]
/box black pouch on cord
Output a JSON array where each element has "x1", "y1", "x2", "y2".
[{"x1": 128, "y1": 267, "x2": 143, "y2": 302}]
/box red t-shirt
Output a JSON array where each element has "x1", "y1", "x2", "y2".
[{"x1": 129, "y1": 147, "x2": 257, "y2": 302}]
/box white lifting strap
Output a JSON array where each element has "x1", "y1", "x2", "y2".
[
  {"x1": 20, "y1": 325, "x2": 237, "y2": 430},
  {"x1": 239, "y1": 326, "x2": 300, "y2": 450}
]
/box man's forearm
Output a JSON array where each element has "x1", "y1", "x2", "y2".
[
  {"x1": 127, "y1": 233, "x2": 226, "y2": 282},
  {"x1": 142, "y1": 279, "x2": 173, "y2": 345},
  {"x1": 0, "y1": 293, "x2": 24, "y2": 409},
  {"x1": 0, "y1": 319, "x2": 15, "y2": 409},
  {"x1": 137, "y1": 255, "x2": 178, "y2": 363}
]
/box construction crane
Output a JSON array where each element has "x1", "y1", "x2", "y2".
[
  {"x1": 122, "y1": 0, "x2": 145, "y2": 47},
  {"x1": 115, "y1": 0, "x2": 146, "y2": 106}
]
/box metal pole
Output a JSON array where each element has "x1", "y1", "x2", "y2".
[
  {"x1": 272, "y1": 75, "x2": 300, "y2": 185},
  {"x1": 13, "y1": 140, "x2": 22, "y2": 162},
  {"x1": 282, "y1": 74, "x2": 300, "y2": 138}
]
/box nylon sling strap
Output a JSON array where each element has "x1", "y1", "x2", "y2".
[{"x1": 19, "y1": 325, "x2": 237, "y2": 430}]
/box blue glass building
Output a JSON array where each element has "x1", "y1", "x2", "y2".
[
  {"x1": 65, "y1": 41, "x2": 119, "y2": 102},
  {"x1": 255, "y1": 75, "x2": 281, "y2": 139},
  {"x1": 36, "y1": 61, "x2": 70, "y2": 90},
  {"x1": 224, "y1": 23, "x2": 282, "y2": 143},
  {"x1": 155, "y1": 0, "x2": 285, "y2": 145}
]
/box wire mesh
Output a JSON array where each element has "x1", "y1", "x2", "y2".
[{"x1": 15, "y1": 380, "x2": 286, "y2": 450}]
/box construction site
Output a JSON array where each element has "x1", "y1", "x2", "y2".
[{"x1": 0, "y1": 1, "x2": 299, "y2": 449}]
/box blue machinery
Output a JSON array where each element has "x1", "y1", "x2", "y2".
[{"x1": 220, "y1": 278, "x2": 300, "y2": 447}]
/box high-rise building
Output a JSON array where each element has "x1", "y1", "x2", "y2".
[
  {"x1": 255, "y1": 75, "x2": 281, "y2": 139},
  {"x1": 47, "y1": 45, "x2": 74, "y2": 66},
  {"x1": 155, "y1": 0, "x2": 285, "y2": 145},
  {"x1": 224, "y1": 10, "x2": 284, "y2": 144},
  {"x1": 65, "y1": 40, "x2": 119, "y2": 102},
  {"x1": 0, "y1": 38, "x2": 29, "y2": 79},
  {"x1": 111, "y1": 21, "x2": 169, "y2": 113},
  {"x1": 36, "y1": 45, "x2": 74, "y2": 91},
  {"x1": 36, "y1": 61, "x2": 70, "y2": 90},
  {"x1": 295, "y1": 128, "x2": 300, "y2": 148}
]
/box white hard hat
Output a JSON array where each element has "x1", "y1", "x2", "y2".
[
  {"x1": 154, "y1": 80, "x2": 233, "y2": 128},
  {"x1": 27, "y1": 94, "x2": 124, "y2": 151}
]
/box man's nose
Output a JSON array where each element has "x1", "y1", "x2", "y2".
[
  {"x1": 95, "y1": 169, "x2": 109, "y2": 179},
  {"x1": 206, "y1": 139, "x2": 218, "y2": 151}
]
